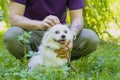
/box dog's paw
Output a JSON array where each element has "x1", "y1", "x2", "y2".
[{"x1": 46, "y1": 42, "x2": 61, "y2": 50}]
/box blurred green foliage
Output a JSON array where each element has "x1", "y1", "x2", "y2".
[
  {"x1": 0, "y1": 0, "x2": 9, "y2": 26},
  {"x1": 84, "y1": 0, "x2": 120, "y2": 38}
]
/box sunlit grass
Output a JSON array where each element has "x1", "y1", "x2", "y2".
[{"x1": 0, "y1": 40, "x2": 120, "y2": 79}]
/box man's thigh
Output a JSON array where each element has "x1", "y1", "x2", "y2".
[
  {"x1": 29, "y1": 30, "x2": 45, "y2": 51},
  {"x1": 3, "y1": 26, "x2": 45, "y2": 59}
]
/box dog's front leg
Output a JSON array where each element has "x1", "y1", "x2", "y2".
[{"x1": 46, "y1": 41, "x2": 61, "y2": 50}]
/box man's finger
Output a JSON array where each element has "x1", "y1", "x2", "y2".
[
  {"x1": 43, "y1": 22, "x2": 51, "y2": 28},
  {"x1": 55, "y1": 50, "x2": 67, "y2": 54},
  {"x1": 52, "y1": 17, "x2": 60, "y2": 24},
  {"x1": 47, "y1": 15, "x2": 60, "y2": 24},
  {"x1": 45, "y1": 19, "x2": 55, "y2": 26},
  {"x1": 57, "y1": 53, "x2": 68, "y2": 58}
]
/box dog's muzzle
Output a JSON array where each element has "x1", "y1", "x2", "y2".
[{"x1": 61, "y1": 35, "x2": 66, "y2": 39}]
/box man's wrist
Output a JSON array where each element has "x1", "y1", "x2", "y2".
[
  {"x1": 34, "y1": 20, "x2": 43, "y2": 30},
  {"x1": 70, "y1": 25, "x2": 82, "y2": 36},
  {"x1": 70, "y1": 19, "x2": 83, "y2": 35}
]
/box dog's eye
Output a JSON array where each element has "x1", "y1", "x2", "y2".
[
  {"x1": 64, "y1": 30, "x2": 67, "y2": 34},
  {"x1": 55, "y1": 30, "x2": 60, "y2": 34}
]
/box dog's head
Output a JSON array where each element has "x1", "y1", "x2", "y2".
[{"x1": 44, "y1": 24, "x2": 74, "y2": 44}]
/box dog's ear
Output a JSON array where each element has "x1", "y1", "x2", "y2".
[
  {"x1": 70, "y1": 30, "x2": 76, "y2": 40},
  {"x1": 42, "y1": 31, "x2": 50, "y2": 45},
  {"x1": 42, "y1": 31, "x2": 50, "y2": 41}
]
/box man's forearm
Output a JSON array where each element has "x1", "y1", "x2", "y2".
[
  {"x1": 9, "y1": 15, "x2": 42, "y2": 30},
  {"x1": 69, "y1": 9, "x2": 84, "y2": 36}
]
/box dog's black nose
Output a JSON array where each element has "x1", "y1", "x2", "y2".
[{"x1": 61, "y1": 35, "x2": 65, "y2": 38}]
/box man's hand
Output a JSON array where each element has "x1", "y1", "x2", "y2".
[
  {"x1": 40, "y1": 15, "x2": 60, "y2": 30},
  {"x1": 55, "y1": 40, "x2": 73, "y2": 58}
]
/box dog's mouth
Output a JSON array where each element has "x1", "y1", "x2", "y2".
[{"x1": 54, "y1": 39, "x2": 66, "y2": 44}]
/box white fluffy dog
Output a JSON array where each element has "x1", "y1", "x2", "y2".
[{"x1": 28, "y1": 24, "x2": 74, "y2": 71}]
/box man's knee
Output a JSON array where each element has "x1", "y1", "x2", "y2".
[
  {"x1": 72, "y1": 29, "x2": 99, "y2": 58},
  {"x1": 3, "y1": 26, "x2": 24, "y2": 41},
  {"x1": 80, "y1": 29, "x2": 99, "y2": 42},
  {"x1": 79, "y1": 29, "x2": 99, "y2": 51},
  {"x1": 3, "y1": 27, "x2": 25, "y2": 59}
]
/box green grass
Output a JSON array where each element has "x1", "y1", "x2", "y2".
[{"x1": 0, "y1": 31, "x2": 120, "y2": 80}]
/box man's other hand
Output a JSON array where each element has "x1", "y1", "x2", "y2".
[{"x1": 55, "y1": 40, "x2": 73, "y2": 58}]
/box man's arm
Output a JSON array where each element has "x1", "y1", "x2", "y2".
[
  {"x1": 9, "y1": 1, "x2": 60, "y2": 30},
  {"x1": 9, "y1": 1, "x2": 42, "y2": 30},
  {"x1": 69, "y1": 9, "x2": 84, "y2": 36}
]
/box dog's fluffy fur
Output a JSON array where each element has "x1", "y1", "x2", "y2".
[{"x1": 28, "y1": 24, "x2": 74, "y2": 71}]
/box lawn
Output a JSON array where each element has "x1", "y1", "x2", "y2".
[{"x1": 0, "y1": 30, "x2": 120, "y2": 80}]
